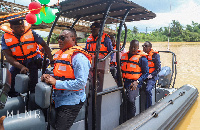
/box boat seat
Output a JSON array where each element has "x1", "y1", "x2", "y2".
[
  {"x1": 35, "y1": 82, "x2": 51, "y2": 109},
  {"x1": 14, "y1": 74, "x2": 29, "y2": 93}
]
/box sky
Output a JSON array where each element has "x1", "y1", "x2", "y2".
[{"x1": 3, "y1": 0, "x2": 200, "y2": 33}]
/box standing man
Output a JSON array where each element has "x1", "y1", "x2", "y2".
[
  {"x1": 121, "y1": 40, "x2": 149, "y2": 119},
  {"x1": 41, "y1": 29, "x2": 92, "y2": 130},
  {"x1": 85, "y1": 22, "x2": 113, "y2": 59},
  {"x1": 1, "y1": 15, "x2": 53, "y2": 97},
  {"x1": 142, "y1": 41, "x2": 161, "y2": 109}
]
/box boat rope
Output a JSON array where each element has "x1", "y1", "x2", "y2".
[
  {"x1": 0, "y1": 15, "x2": 26, "y2": 24},
  {"x1": 133, "y1": 91, "x2": 185, "y2": 130}
]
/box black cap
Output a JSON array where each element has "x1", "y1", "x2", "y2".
[
  {"x1": 90, "y1": 22, "x2": 101, "y2": 29},
  {"x1": 7, "y1": 15, "x2": 24, "y2": 25}
]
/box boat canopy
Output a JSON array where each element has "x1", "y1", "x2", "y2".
[{"x1": 58, "y1": 0, "x2": 156, "y2": 23}]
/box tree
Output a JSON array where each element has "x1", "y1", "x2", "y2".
[{"x1": 132, "y1": 26, "x2": 138, "y2": 35}]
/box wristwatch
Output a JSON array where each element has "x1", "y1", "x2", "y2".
[{"x1": 136, "y1": 80, "x2": 140, "y2": 84}]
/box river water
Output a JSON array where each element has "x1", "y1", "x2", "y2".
[
  {"x1": 138, "y1": 42, "x2": 200, "y2": 130},
  {"x1": 52, "y1": 42, "x2": 199, "y2": 129},
  {"x1": 154, "y1": 42, "x2": 200, "y2": 130}
]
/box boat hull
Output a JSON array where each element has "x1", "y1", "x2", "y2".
[{"x1": 115, "y1": 84, "x2": 199, "y2": 130}]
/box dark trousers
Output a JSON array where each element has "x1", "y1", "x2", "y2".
[
  {"x1": 8, "y1": 61, "x2": 38, "y2": 97},
  {"x1": 55, "y1": 101, "x2": 84, "y2": 130},
  {"x1": 145, "y1": 78, "x2": 156, "y2": 109},
  {"x1": 126, "y1": 87, "x2": 139, "y2": 120}
]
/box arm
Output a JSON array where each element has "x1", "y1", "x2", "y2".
[
  {"x1": 55, "y1": 53, "x2": 91, "y2": 90},
  {"x1": 1, "y1": 35, "x2": 28, "y2": 73},
  {"x1": 151, "y1": 53, "x2": 161, "y2": 77},
  {"x1": 129, "y1": 56, "x2": 149, "y2": 90},
  {"x1": 3, "y1": 49, "x2": 29, "y2": 73},
  {"x1": 40, "y1": 41, "x2": 53, "y2": 62},
  {"x1": 32, "y1": 30, "x2": 53, "y2": 62},
  {"x1": 138, "y1": 56, "x2": 149, "y2": 86}
]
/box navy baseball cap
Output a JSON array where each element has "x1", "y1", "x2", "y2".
[
  {"x1": 90, "y1": 22, "x2": 101, "y2": 29},
  {"x1": 7, "y1": 15, "x2": 24, "y2": 25}
]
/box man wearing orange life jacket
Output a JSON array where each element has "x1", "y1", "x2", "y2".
[
  {"x1": 121, "y1": 40, "x2": 149, "y2": 119},
  {"x1": 85, "y1": 22, "x2": 113, "y2": 59},
  {"x1": 1, "y1": 15, "x2": 53, "y2": 97},
  {"x1": 41, "y1": 29, "x2": 91, "y2": 130},
  {"x1": 142, "y1": 41, "x2": 161, "y2": 109}
]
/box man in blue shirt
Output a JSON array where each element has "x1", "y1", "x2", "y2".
[
  {"x1": 1, "y1": 15, "x2": 53, "y2": 97},
  {"x1": 142, "y1": 41, "x2": 161, "y2": 109},
  {"x1": 121, "y1": 40, "x2": 149, "y2": 119},
  {"x1": 85, "y1": 22, "x2": 113, "y2": 59},
  {"x1": 41, "y1": 29, "x2": 91, "y2": 130}
]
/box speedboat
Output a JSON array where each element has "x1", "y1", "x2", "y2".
[{"x1": 0, "y1": 0, "x2": 198, "y2": 130}]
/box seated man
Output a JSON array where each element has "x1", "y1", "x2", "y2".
[{"x1": 142, "y1": 41, "x2": 161, "y2": 109}]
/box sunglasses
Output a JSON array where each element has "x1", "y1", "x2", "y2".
[
  {"x1": 57, "y1": 35, "x2": 65, "y2": 41},
  {"x1": 142, "y1": 45, "x2": 148, "y2": 48}
]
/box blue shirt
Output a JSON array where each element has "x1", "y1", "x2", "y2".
[
  {"x1": 1, "y1": 30, "x2": 44, "y2": 50},
  {"x1": 53, "y1": 53, "x2": 91, "y2": 108},
  {"x1": 123, "y1": 56, "x2": 149, "y2": 89},
  {"x1": 85, "y1": 35, "x2": 114, "y2": 59}
]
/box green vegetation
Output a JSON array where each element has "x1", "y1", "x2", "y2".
[
  {"x1": 0, "y1": 30, "x2": 5, "y2": 39},
  {"x1": 119, "y1": 20, "x2": 200, "y2": 42},
  {"x1": 1, "y1": 20, "x2": 200, "y2": 43}
]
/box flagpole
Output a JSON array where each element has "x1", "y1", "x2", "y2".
[{"x1": 167, "y1": 0, "x2": 171, "y2": 51}]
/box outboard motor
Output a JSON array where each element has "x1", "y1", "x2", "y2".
[{"x1": 158, "y1": 66, "x2": 172, "y2": 88}]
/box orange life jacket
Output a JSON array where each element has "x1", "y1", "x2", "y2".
[
  {"x1": 86, "y1": 32, "x2": 109, "y2": 57},
  {"x1": 146, "y1": 49, "x2": 159, "y2": 73},
  {"x1": 53, "y1": 46, "x2": 92, "y2": 91},
  {"x1": 121, "y1": 50, "x2": 146, "y2": 80},
  {"x1": 2, "y1": 22, "x2": 38, "y2": 60}
]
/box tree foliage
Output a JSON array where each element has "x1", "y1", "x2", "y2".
[{"x1": 119, "y1": 20, "x2": 200, "y2": 42}]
